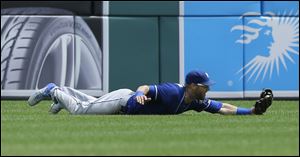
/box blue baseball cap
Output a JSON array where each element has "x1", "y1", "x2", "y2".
[{"x1": 185, "y1": 70, "x2": 216, "y2": 86}]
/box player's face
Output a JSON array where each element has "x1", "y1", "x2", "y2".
[{"x1": 192, "y1": 84, "x2": 209, "y2": 100}]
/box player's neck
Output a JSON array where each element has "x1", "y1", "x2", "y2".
[{"x1": 184, "y1": 89, "x2": 194, "y2": 104}]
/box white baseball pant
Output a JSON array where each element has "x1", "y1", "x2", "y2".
[{"x1": 50, "y1": 87, "x2": 134, "y2": 114}]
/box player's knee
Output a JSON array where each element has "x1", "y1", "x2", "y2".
[{"x1": 117, "y1": 89, "x2": 134, "y2": 95}]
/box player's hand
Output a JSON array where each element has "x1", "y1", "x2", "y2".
[
  {"x1": 136, "y1": 95, "x2": 151, "y2": 105},
  {"x1": 135, "y1": 91, "x2": 151, "y2": 105}
]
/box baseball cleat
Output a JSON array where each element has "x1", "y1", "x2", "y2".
[
  {"x1": 28, "y1": 83, "x2": 57, "y2": 106},
  {"x1": 49, "y1": 103, "x2": 63, "y2": 114},
  {"x1": 254, "y1": 89, "x2": 273, "y2": 115}
]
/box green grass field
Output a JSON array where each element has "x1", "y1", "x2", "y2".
[{"x1": 1, "y1": 100, "x2": 299, "y2": 155}]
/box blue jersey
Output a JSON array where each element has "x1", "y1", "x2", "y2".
[{"x1": 124, "y1": 83, "x2": 222, "y2": 115}]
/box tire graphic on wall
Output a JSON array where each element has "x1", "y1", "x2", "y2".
[{"x1": 1, "y1": 7, "x2": 102, "y2": 90}]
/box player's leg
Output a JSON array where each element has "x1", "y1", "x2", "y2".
[
  {"x1": 84, "y1": 89, "x2": 134, "y2": 114},
  {"x1": 28, "y1": 83, "x2": 89, "y2": 114},
  {"x1": 60, "y1": 87, "x2": 97, "y2": 102},
  {"x1": 48, "y1": 87, "x2": 98, "y2": 114},
  {"x1": 28, "y1": 83, "x2": 133, "y2": 115},
  {"x1": 50, "y1": 87, "x2": 84, "y2": 114},
  {"x1": 52, "y1": 88, "x2": 133, "y2": 114}
]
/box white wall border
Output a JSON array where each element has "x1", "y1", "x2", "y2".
[
  {"x1": 179, "y1": 1, "x2": 185, "y2": 85},
  {"x1": 102, "y1": 16, "x2": 109, "y2": 95},
  {"x1": 244, "y1": 90, "x2": 299, "y2": 98},
  {"x1": 206, "y1": 91, "x2": 243, "y2": 98},
  {"x1": 103, "y1": 1, "x2": 109, "y2": 16}
]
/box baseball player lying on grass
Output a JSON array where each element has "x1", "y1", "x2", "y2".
[{"x1": 28, "y1": 70, "x2": 273, "y2": 115}]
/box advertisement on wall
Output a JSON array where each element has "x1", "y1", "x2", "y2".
[
  {"x1": 1, "y1": 2, "x2": 109, "y2": 98},
  {"x1": 180, "y1": 1, "x2": 299, "y2": 98}
]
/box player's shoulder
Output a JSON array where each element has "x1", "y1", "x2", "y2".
[
  {"x1": 155, "y1": 83, "x2": 184, "y2": 98},
  {"x1": 155, "y1": 83, "x2": 185, "y2": 94},
  {"x1": 159, "y1": 82, "x2": 184, "y2": 88}
]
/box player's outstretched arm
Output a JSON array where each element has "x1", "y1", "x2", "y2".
[
  {"x1": 211, "y1": 89, "x2": 273, "y2": 115},
  {"x1": 218, "y1": 103, "x2": 254, "y2": 115}
]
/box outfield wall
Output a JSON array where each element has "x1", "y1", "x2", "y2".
[
  {"x1": 1, "y1": 1, "x2": 299, "y2": 99},
  {"x1": 180, "y1": 1, "x2": 299, "y2": 98}
]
